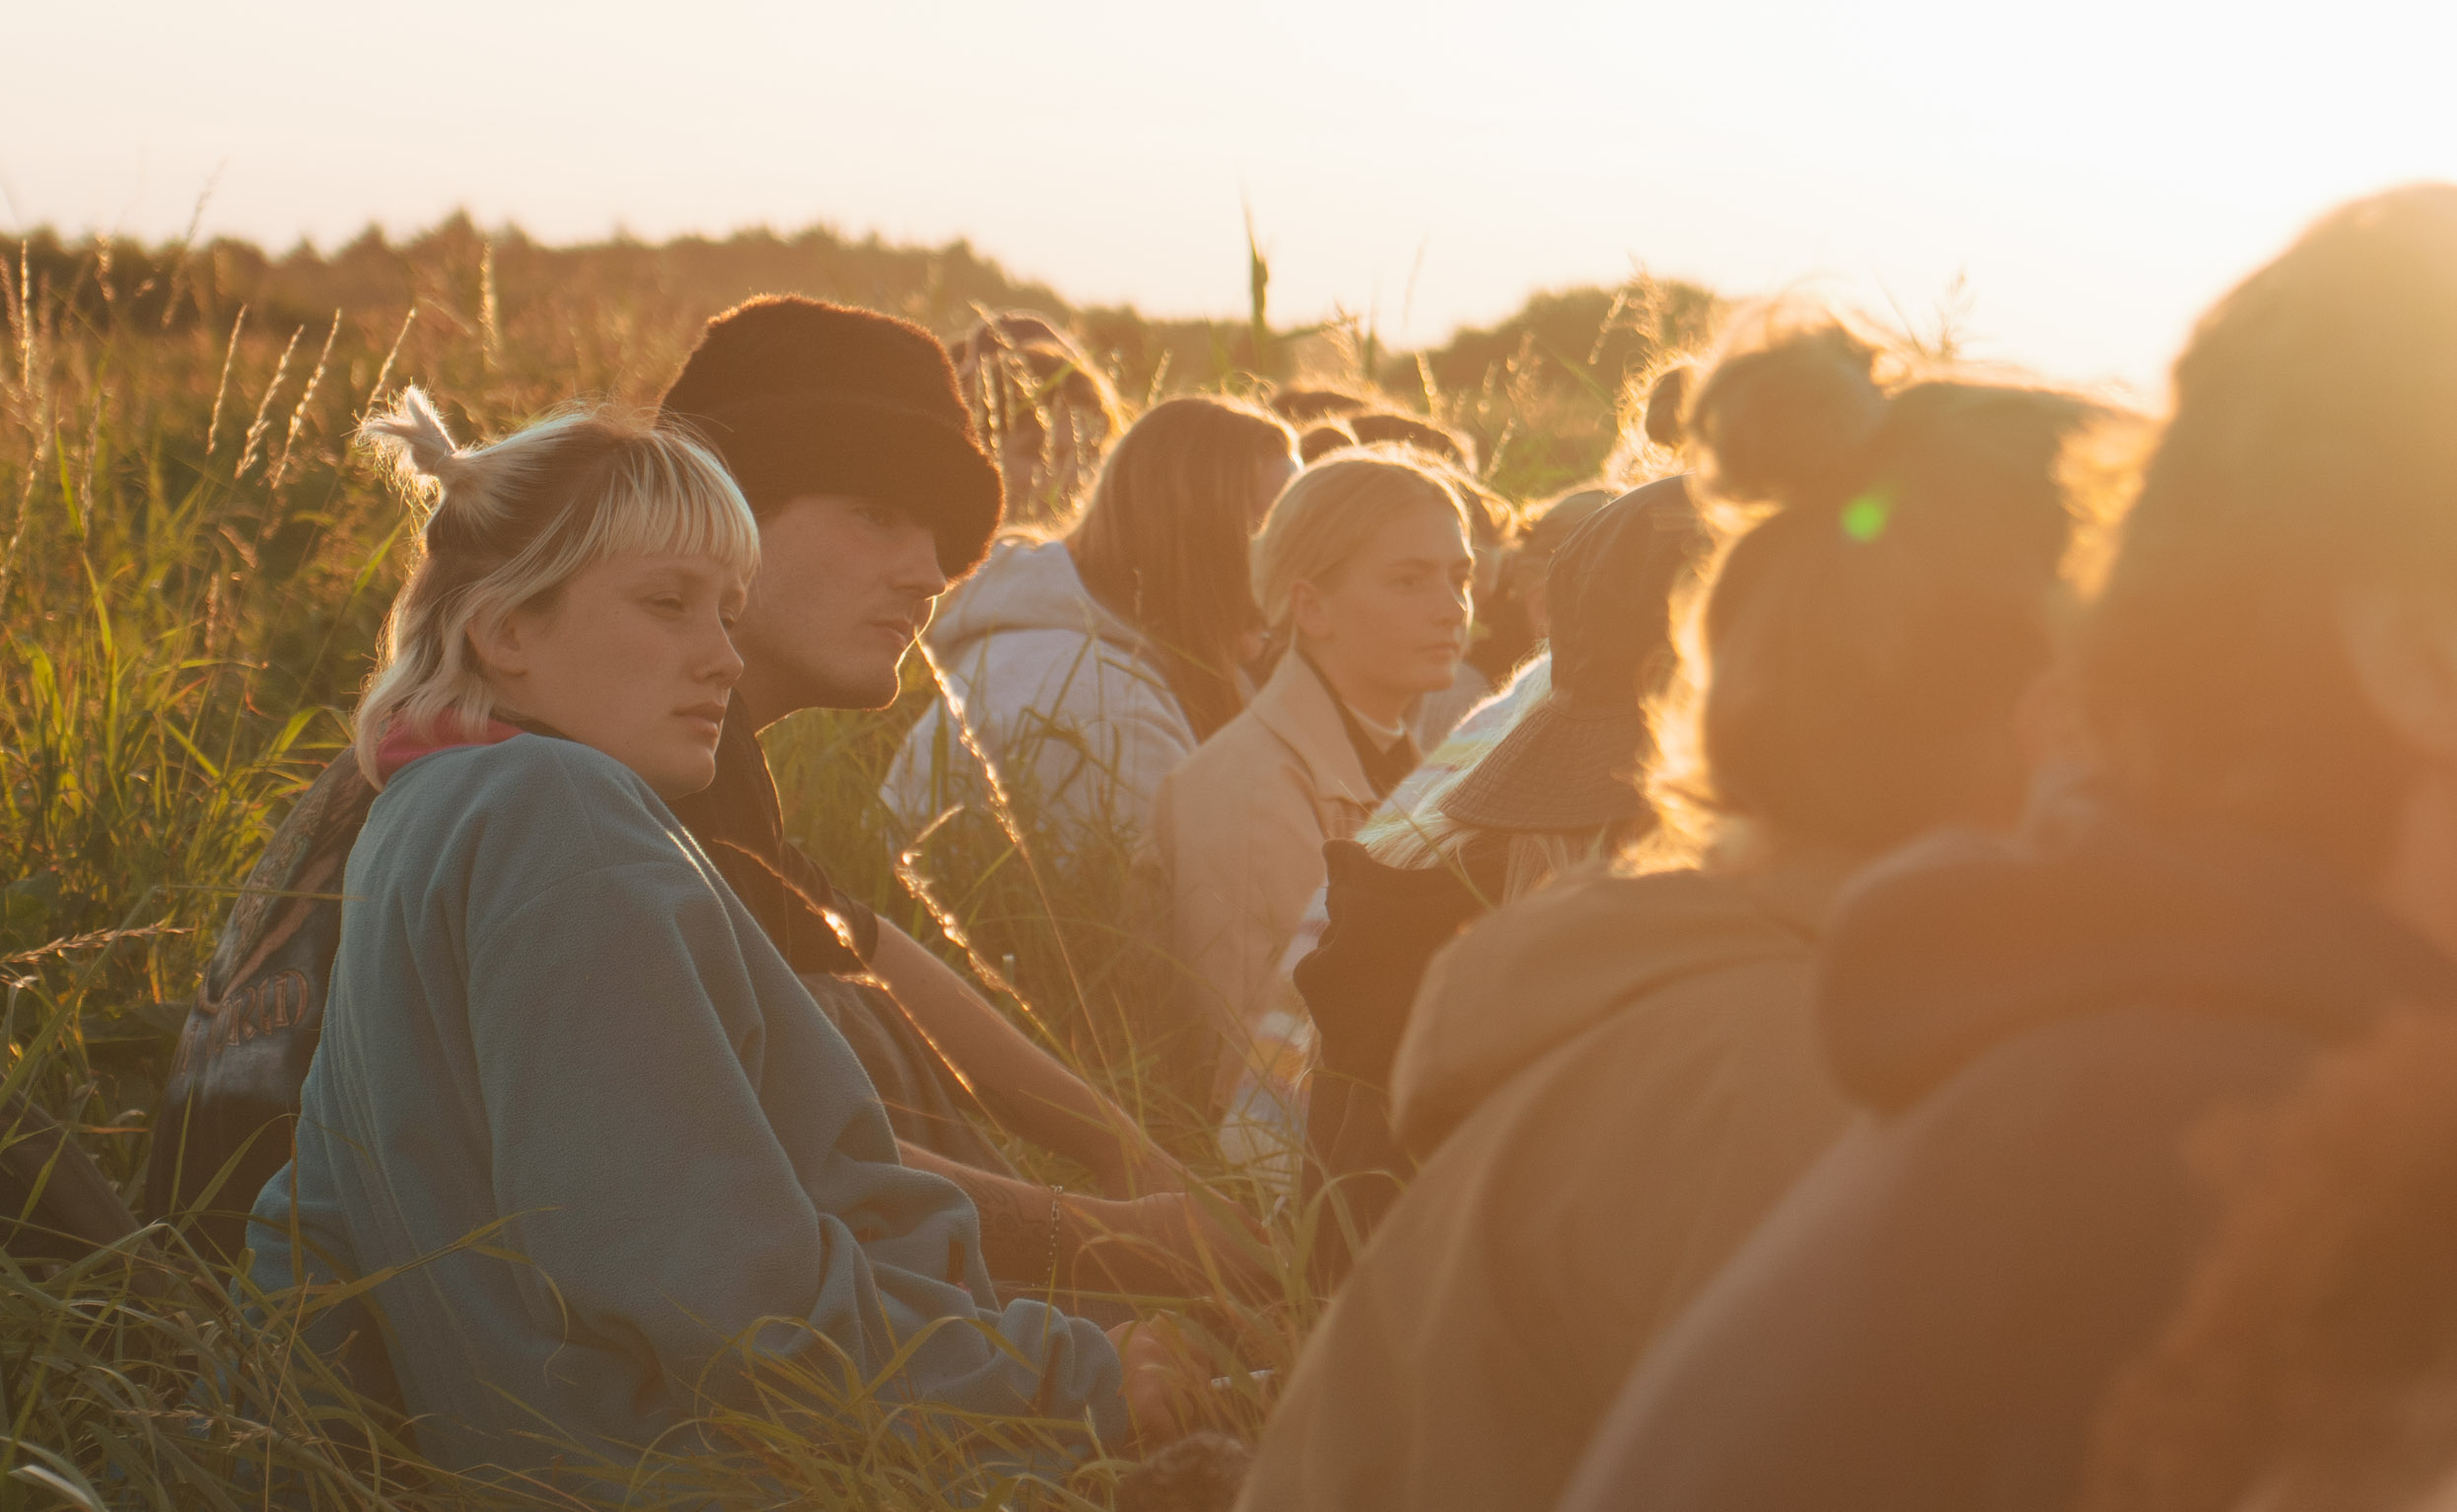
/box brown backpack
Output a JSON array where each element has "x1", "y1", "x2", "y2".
[{"x1": 144, "y1": 752, "x2": 376, "y2": 1262}]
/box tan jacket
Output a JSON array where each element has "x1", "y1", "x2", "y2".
[
  {"x1": 1156, "y1": 654, "x2": 1379, "y2": 1083},
  {"x1": 1236, "y1": 855, "x2": 1859, "y2": 1512}
]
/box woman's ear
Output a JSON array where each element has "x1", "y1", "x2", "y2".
[
  {"x1": 465, "y1": 606, "x2": 531, "y2": 686},
  {"x1": 1289, "y1": 579, "x2": 1332, "y2": 647},
  {"x1": 2339, "y1": 585, "x2": 2457, "y2": 758}
]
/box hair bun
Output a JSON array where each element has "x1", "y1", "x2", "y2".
[
  {"x1": 1643, "y1": 364, "x2": 1693, "y2": 447},
  {"x1": 1691, "y1": 323, "x2": 1887, "y2": 505},
  {"x1": 359, "y1": 387, "x2": 469, "y2": 496}
]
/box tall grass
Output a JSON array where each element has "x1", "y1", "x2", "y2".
[{"x1": 0, "y1": 218, "x2": 1682, "y2": 1506}]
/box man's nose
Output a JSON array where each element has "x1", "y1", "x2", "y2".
[{"x1": 898, "y1": 526, "x2": 950, "y2": 599}]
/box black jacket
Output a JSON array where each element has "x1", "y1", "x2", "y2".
[{"x1": 1556, "y1": 784, "x2": 2457, "y2": 1512}]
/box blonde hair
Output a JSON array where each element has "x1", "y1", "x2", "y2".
[
  {"x1": 1251, "y1": 448, "x2": 1469, "y2": 636},
  {"x1": 351, "y1": 387, "x2": 759, "y2": 788}
]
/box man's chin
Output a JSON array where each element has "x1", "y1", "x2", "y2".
[
  {"x1": 746, "y1": 664, "x2": 902, "y2": 719},
  {"x1": 816, "y1": 662, "x2": 908, "y2": 713}
]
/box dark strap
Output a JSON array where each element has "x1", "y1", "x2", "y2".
[{"x1": 1, "y1": 1093, "x2": 140, "y2": 1263}]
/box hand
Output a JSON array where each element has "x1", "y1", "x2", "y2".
[
  {"x1": 1064, "y1": 1191, "x2": 1272, "y2": 1298},
  {"x1": 1098, "y1": 1134, "x2": 1193, "y2": 1201},
  {"x1": 1104, "y1": 1318, "x2": 1190, "y2": 1447}
]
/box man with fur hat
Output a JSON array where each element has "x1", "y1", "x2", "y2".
[
  {"x1": 149, "y1": 297, "x2": 1228, "y2": 1307},
  {"x1": 657, "y1": 296, "x2": 1227, "y2": 1293}
]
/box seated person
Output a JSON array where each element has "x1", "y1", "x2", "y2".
[
  {"x1": 1295, "y1": 476, "x2": 1705, "y2": 1258},
  {"x1": 883, "y1": 394, "x2": 1299, "y2": 852},
  {"x1": 246, "y1": 388, "x2": 1162, "y2": 1484},
  {"x1": 1240, "y1": 318, "x2": 2110, "y2": 1512},
  {"x1": 948, "y1": 309, "x2": 1122, "y2": 525},
  {"x1": 1558, "y1": 182, "x2": 2457, "y2": 1512},
  {"x1": 160, "y1": 298, "x2": 1219, "y2": 1299},
  {"x1": 1155, "y1": 451, "x2": 1472, "y2": 1168}
]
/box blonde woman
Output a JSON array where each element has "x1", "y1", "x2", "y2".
[
  {"x1": 246, "y1": 391, "x2": 1144, "y2": 1485},
  {"x1": 1154, "y1": 450, "x2": 1473, "y2": 1141}
]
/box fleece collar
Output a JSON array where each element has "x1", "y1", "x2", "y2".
[{"x1": 374, "y1": 715, "x2": 528, "y2": 785}]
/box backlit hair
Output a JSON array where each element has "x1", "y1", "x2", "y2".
[
  {"x1": 2082, "y1": 184, "x2": 2457, "y2": 876},
  {"x1": 1647, "y1": 321, "x2": 2110, "y2": 857},
  {"x1": 1252, "y1": 448, "x2": 1470, "y2": 638},
  {"x1": 350, "y1": 387, "x2": 759, "y2": 788}
]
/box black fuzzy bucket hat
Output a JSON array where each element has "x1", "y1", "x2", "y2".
[
  {"x1": 1442, "y1": 475, "x2": 1707, "y2": 834},
  {"x1": 659, "y1": 296, "x2": 1004, "y2": 577}
]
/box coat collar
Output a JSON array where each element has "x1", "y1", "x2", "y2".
[{"x1": 1248, "y1": 652, "x2": 1382, "y2": 812}]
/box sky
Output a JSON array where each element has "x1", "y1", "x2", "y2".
[{"x1": 9, "y1": 0, "x2": 2452, "y2": 395}]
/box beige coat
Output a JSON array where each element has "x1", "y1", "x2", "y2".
[
  {"x1": 1235, "y1": 855, "x2": 1859, "y2": 1512},
  {"x1": 1155, "y1": 653, "x2": 1379, "y2": 1088}
]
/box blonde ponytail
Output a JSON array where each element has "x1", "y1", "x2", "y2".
[{"x1": 348, "y1": 390, "x2": 759, "y2": 788}]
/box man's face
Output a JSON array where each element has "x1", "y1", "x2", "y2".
[{"x1": 730, "y1": 495, "x2": 947, "y2": 723}]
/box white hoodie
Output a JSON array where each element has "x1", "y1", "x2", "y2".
[{"x1": 882, "y1": 538, "x2": 1197, "y2": 851}]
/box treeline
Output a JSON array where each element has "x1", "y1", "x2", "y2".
[{"x1": 2, "y1": 213, "x2": 1719, "y2": 495}]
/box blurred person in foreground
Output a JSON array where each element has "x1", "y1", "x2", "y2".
[
  {"x1": 244, "y1": 389, "x2": 1156, "y2": 1488},
  {"x1": 882, "y1": 394, "x2": 1299, "y2": 855},
  {"x1": 1156, "y1": 451, "x2": 1473, "y2": 1169},
  {"x1": 2077, "y1": 1009, "x2": 2457, "y2": 1512},
  {"x1": 1293, "y1": 477, "x2": 1704, "y2": 1259},
  {"x1": 1239, "y1": 317, "x2": 2109, "y2": 1512},
  {"x1": 1558, "y1": 184, "x2": 2457, "y2": 1512}
]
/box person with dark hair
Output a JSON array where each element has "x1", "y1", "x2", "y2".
[
  {"x1": 1346, "y1": 411, "x2": 1475, "y2": 472},
  {"x1": 1559, "y1": 188, "x2": 2457, "y2": 1512},
  {"x1": 1469, "y1": 480, "x2": 1614, "y2": 688},
  {"x1": 1239, "y1": 315, "x2": 2106, "y2": 1512},
  {"x1": 949, "y1": 309, "x2": 1123, "y2": 525},
  {"x1": 883, "y1": 394, "x2": 1299, "y2": 850},
  {"x1": 1297, "y1": 419, "x2": 1358, "y2": 465},
  {"x1": 655, "y1": 298, "x2": 1225, "y2": 1291},
  {"x1": 1267, "y1": 386, "x2": 1373, "y2": 425}
]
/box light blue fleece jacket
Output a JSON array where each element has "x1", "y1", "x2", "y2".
[{"x1": 246, "y1": 734, "x2": 1125, "y2": 1480}]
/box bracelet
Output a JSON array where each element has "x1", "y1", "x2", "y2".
[{"x1": 1045, "y1": 1185, "x2": 1066, "y2": 1292}]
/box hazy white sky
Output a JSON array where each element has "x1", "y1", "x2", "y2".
[{"x1": 9, "y1": 0, "x2": 2451, "y2": 392}]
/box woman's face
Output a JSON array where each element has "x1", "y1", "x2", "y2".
[
  {"x1": 474, "y1": 550, "x2": 747, "y2": 799},
  {"x1": 1294, "y1": 501, "x2": 1475, "y2": 716}
]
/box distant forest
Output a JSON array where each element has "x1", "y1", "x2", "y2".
[{"x1": 2, "y1": 214, "x2": 1720, "y2": 495}]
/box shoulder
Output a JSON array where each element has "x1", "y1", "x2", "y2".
[
  {"x1": 1450, "y1": 866, "x2": 1773, "y2": 974},
  {"x1": 1172, "y1": 709, "x2": 1300, "y2": 784},
  {"x1": 1159, "y1": 713, "x2": 1309, "y2": 828},
  {"x1": 378, "y1": 735, "x2": 684, "y2": 879}
]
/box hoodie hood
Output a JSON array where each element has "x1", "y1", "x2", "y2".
[
  {"x1": 1392, "y1": 852, "x2": 1858, "y2": 1156},
  {"x1": 1819, "y1": 778, "x2": 2457, "y2": 1115},
  {"x1": 921, "y1": 537, "x2": 1147, "y2": 661}
]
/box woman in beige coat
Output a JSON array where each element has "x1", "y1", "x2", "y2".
[
  {"x1": 1155, "y1": 451, "x2": 1474, "y2": 1153},
  {"x1": 1235, "y1": 323, "x2": 2117, "y2": 1512}
]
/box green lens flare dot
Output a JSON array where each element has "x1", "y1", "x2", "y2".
[{"x1": 1841, "y1": 492, "x2": 1893, "y2": 543}]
